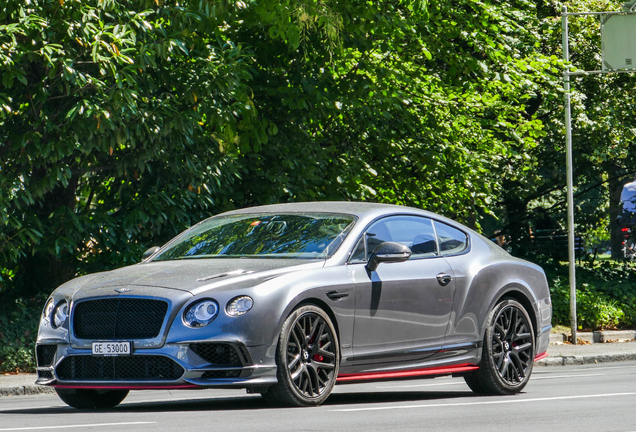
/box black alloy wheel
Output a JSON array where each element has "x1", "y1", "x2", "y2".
[
  {"x1": 262, "y1": 305, "x2": 339, "y2": 407},
  {"x1": 464, "y1": 298, "x2": 535, "y2": 395}
]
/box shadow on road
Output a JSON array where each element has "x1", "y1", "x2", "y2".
[{"x1": 0, "y1": 390, "x2": 476, "y2": 415}]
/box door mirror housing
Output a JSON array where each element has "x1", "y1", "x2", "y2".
[
  {"x1": 366, "y1": 242, "x2": 412, "y2": 272},
  {"x1": 142, "y1": 246, "x2": 161, "y2": 261}
]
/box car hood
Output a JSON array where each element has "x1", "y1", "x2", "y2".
[{"x1": 55, "y1": 259, "x2": 326, "y2": 298}]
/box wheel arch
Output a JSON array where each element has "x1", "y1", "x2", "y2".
[
  {"x1": 492, "y1": 289, "x2": 539, "y2": 342},
  {"x1": 291, "y1": 298, "x2": 341, "y2": 352},
  {"x1": 268, "y1": 295, "x2": 344, "y2": 368}
]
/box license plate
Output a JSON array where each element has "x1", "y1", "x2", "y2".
[{"x1": 92, "y1": 341, "x2": 131, "y2": 356}]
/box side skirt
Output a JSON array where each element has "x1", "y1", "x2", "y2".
[
  {"x1": 336, "y1": 352, "x2": 550, "y2": 385},
  {"x1": 336, "y1": 363, "x2": 479, "y2": 384}
]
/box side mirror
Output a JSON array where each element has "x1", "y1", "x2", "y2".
[
  {"x1": 366, "y1": 242, "x2": 412, "y2": 272},
  {"x1": 142, "y1": 246, "x2": 161, "y2": 261}
]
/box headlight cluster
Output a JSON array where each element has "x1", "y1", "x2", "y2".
[
  {"x1": 183, "y1": 295, "x2": 254, "y2": 328},
  {"x1": 43, "y1": 298, "x2": 69, "y2": 328},
  {"x1": 183, "y1": 300, "x2": 219, "y2": 328},
  {"x1": 53, "y1": 301, "x2": 68, "y2": 328},
  {"x1": 43, "y1": 298, "x2": 55, "y2": 320},
  {"x1": 226, "y1": 296, "x2": 254, "y2": 316}
]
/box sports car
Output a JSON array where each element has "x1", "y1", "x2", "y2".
[{"x1": 35, "y1": 202, "x2": 552, "y2": 408}]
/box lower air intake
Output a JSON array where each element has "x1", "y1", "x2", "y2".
[
  {"x1": 201, "y1": 370, "x2": 242, "y2": 379},
  {"x1": 36, "y1": 345, "x2": 57, "y2": 367},
  {"x1": 38, "y1": 370, "x2": 54, "y2": 380},
  {"x1": 189, "y1": 343, "x2": 243, "y2": 365},
  {"x1": 56, "y1": 355, "x2": 184, "y2": 381}
]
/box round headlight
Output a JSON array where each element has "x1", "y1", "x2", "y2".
[
  {"x1": 226, "y1": 296, "x2": 254, "y2": 316},
  {"x1": 52, "y1": 301, "x2": 68, "y2": 329},
  {"x1": 184, "y1": 300, "x2": 219, "y2": 328},
  {"x1": 43, "y1": 298, "x2": 55, "y2": 321}
]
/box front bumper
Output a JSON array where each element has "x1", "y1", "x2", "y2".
[{"x1": 35, "y1": 341, "x2": 278, "y2": 390}]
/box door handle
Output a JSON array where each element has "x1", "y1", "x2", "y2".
[{"x1": 436, "y1": 273, "x2": 453, "y2": 287}]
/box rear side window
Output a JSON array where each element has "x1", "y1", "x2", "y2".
[{"x1": 434, "y1": 221, "x2": 468, "y2": 256}]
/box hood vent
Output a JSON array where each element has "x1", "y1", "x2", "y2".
[{"x1": 196, "y1": 269, "x2": 255, "y2": 282}]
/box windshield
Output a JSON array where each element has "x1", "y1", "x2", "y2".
[{"x1": 152, "y1": 213, "x2": 357, "y2": 261}]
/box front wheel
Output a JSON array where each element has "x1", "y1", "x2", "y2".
[
  {"x1": 464, "y1": 299, "x2": 535, "y2": 395},
  {"x1": 261, "y1": 305, "x2": 340, "y2": 407},
  {"x1": 56, "y1": 388, "x2": 129, "y2": 409}
]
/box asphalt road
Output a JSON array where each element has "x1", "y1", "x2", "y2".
[{"x1": 2, "y1": 362, "x2": 636, "y2": 432}]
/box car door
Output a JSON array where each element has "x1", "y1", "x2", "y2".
[{"x1": 348, "y1": 215, "x2": 456, "y2": 365}]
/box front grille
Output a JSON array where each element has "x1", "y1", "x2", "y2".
[
  {"x1": 190, "y1": 343, "x2": 242, "y2": 365},
  {"x1": 36, "y1": 345, "x2": 57, "y2": 367},
  {"x1": 74, "y1": 298, "x2": 168, "y2": 339},
  {"x1": 201, "y1": 370, "x2": 242, "y2": 379},
  {"x1": 56, "y1": 355, "x2": 184, "y2": 381}
]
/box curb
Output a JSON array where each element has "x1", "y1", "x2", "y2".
[
  {"x1": 550, "y1": 330, "x2": 636, "y2": 344},
  {"x1": 0, "y1": 386, "x2": 57, "y2": 397},
  {"x1": 536, "y1": 352, "x2": 636, "y2": 367}
]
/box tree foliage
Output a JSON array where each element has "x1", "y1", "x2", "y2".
[
  {"x1": 498, "y1": 0, "x2": 636, "y2": 259},
  {"x1": 0, "y1": 0, "x2": 577, "y2": 299},
  {"x1": 1, "y1": 0, "x2": 258, "y2": 295}
]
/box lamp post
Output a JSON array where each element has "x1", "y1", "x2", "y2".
[{"x1": 562, "y1": 5, "x2": 577, "y2": 344}]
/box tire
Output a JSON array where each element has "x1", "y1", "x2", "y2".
[
  {"x1": 56, "y1": 388, "x2": 129, "y2": 409},
  {"x1": 261, "y1": 305, "x2": 340, "y2": 407},
  {"x1": 464, "y1": 299, "x2": 535, "y2": 395}
]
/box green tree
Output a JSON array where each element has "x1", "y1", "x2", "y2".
[
  {"x1": 496, "y1": 0, "x2": 636, "y2": 260},
  {"x1": 0, "y1": 0, "x2": 259, "y2": 297},
  {"x1": 1, "y1": 0, "x2": 563, "y2": 301}
]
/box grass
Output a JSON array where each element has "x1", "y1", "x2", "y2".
[{"x1": 551, "y1": 324, "x2": 571, "y2": 334}]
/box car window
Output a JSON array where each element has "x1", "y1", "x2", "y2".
[
  {"x1": 349, "y1": 215, "x2": 438, "y2": 263},
  {"x1": 434, "y1": 221, "x2": 468, "y2": 255}
]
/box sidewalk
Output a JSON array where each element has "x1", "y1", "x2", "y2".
[
  {"x1": 538, "y1": 338, "x2": 636, "y2": 366},
  {"x1": 0, "y1": 373, "x2": 55, "y2": 397},
  {"x1": 2, "y1": 338, "x2": 636, "y2": 397}
]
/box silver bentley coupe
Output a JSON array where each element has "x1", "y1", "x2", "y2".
[{"x1": 35, "y1": 202, "x2": 552, "y2": 408}]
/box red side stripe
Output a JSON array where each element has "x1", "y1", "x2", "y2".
[
  {"x1": 336, "y1": 363, "x2": 479, "y2": 383},
  {"x1": 534, "y1": 352, "x2": 548, "y2": 361}
]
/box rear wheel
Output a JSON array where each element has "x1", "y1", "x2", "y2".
[
  {"x1": 56, "y1": 388, "x2": 129, "y2": 409},
  {"x1": 464, "y1": 299, "x2": 535, "y2": 395},
  {"x1": 261, "y1": 305, "x2": 339, "y2": 407}
]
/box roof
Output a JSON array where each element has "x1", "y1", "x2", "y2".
[{"x1": 220, "y1": 201, "x2": 429, "y2": 218}]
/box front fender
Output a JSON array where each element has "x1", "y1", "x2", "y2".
[{"x1": 165, "y1": 265, "x2": 355, "y2": 368}]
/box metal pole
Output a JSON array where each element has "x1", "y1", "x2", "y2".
[{"x1": 562, "y1": 5, "x2": 578, "y2": 344}]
